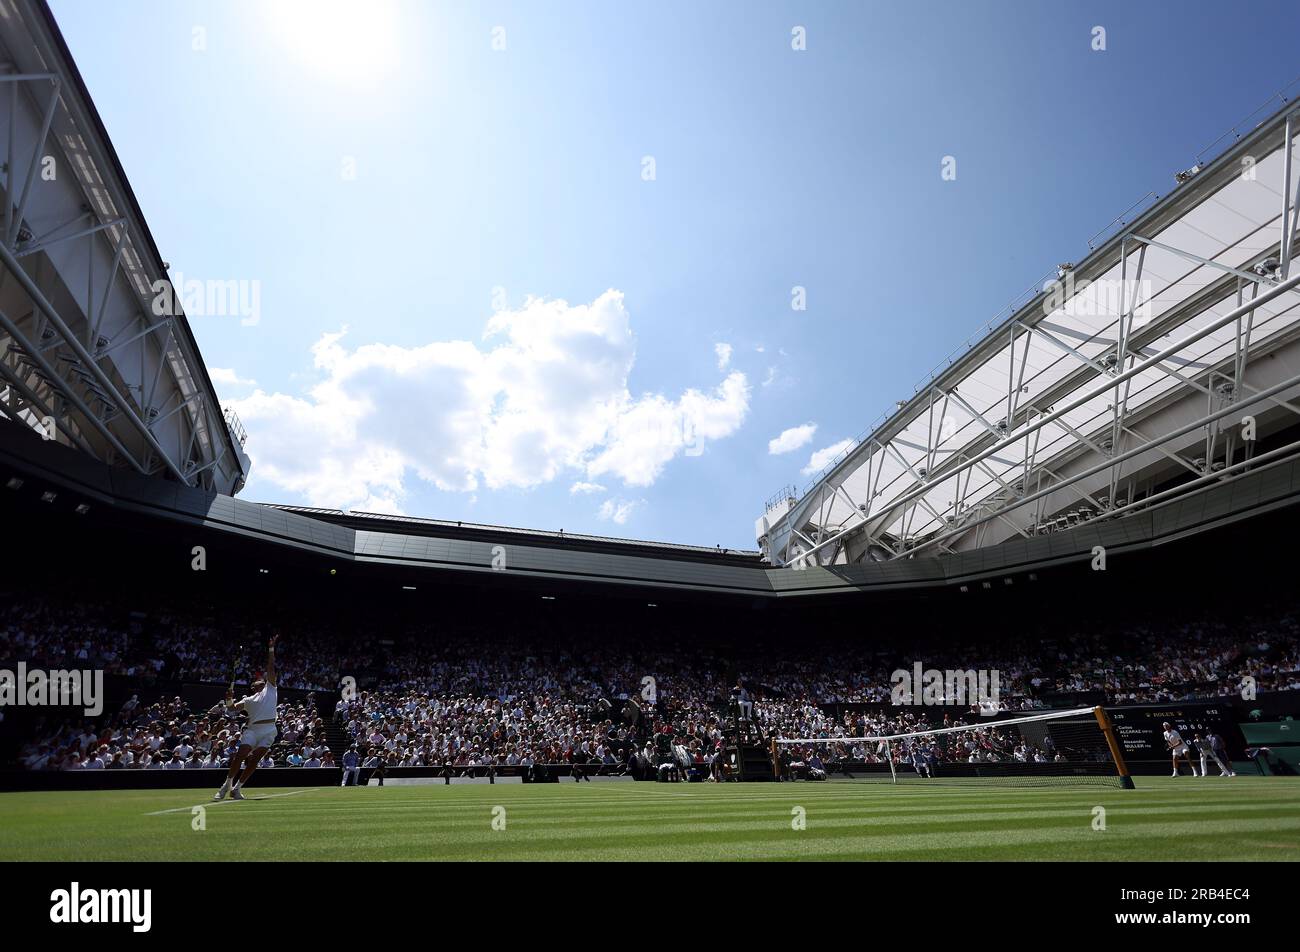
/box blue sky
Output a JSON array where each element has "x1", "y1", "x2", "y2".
[{"x1": 49, "y1": 0, "x2": 1300, "y2": 548}]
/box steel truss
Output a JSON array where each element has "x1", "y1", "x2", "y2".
[
  {"x1": 766, "y1": 99, "x2": 1300, "y2": 568},
  {"x1": 0, "y1": 2, "x2": 247, "y2": 494}
]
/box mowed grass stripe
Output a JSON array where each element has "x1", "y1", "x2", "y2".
[
  {"x1": 167, "y1": 789, "x2": 1256, "y2": 812},
  {"x1": 1, "y1": 777, "x2": 1295, "y2": 861},
  {"x1": 247, "y1": 809, "x2": 1300, "y2": 840},
  {"x1": 366, "y1": 814, "x2": 1300, "y2": 857},
  {"x1": 224, "y1": 816, "x2": 1300, "y2": 862},
  {"x1": 49, "y1": 778, "x2": 1254, "y2": 814},
  {"x1": 210, "y1": 799, "x2": 1300, "y2": 830},
  {"x1": 1, "y1": 780, "x2": 1285, "y2": 816}
]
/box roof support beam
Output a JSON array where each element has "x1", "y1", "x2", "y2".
[
  {"x1": 1128, "y1": 234, "x2": 1274, "y2": 287},
  {"x1": 15, "y1": 215, "x2": 126, "y2": 259},
  {"x1": 902, "y1": 359, "x2": 1300, "y2": 559},
  {"x1": 5, "y1": 76, "x2": 60, "y2": 249},
  {"x1": 0, "y1": 357, "x2": 95, "y2": 457},
  {"x1": 1016, "y1": 319, "x2": 1113, "y2": 378},
  {"x1": 790, "y1": 270, "x2": 1300, "y2": 565},
  {"x1": 0, "y1": 302, "x2": 147, "y2": 473},
  {"x1": 0, "y1": 239, "x2": 190, "y2": 484}
]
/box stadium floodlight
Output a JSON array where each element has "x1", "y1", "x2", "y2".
[
  {"x1": 5, "y1": 477, "x2": 22, "y2": 490},
  {"x1": 773, "y1": 706, "x2": 1134, "y2": 788},
  {"x1": 39, "y1": 490, "x2": 56, "y2": 502},
  {"x1": 74, "y1": 503, "x2": 89, "y2": 515}
]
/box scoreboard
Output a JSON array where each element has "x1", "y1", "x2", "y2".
[{"x1": 1106, "y1": 701, "x2": 1242, "y2": 761}]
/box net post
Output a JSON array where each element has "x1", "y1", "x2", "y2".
[
  {"x1": 1094, "y1": 705, "x2": 1135, "y2": 789},
  {"x1": 885, "y1": 739, "x2": 896, "y2": 785},
  {"x1": 770, "y1": 737, "x2": 779, "y2": 781}
]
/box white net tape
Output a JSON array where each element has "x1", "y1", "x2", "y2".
[{"x1": 773, "y1": 705, "x2": 1099, "y2": 745}]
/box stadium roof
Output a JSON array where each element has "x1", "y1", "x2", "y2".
[
  {"x1": 760, "y1": 83, "x2": 1300, "y2": 568},
  {"x1": 0, "y1": 0, "x2": 249, "y2": 496},
  {"x1": 267, "y1": 504, "x2": 764, "y2": 565},
  {"x1": 8, "y1": 408, "x2": 1300, "y2": 600}
]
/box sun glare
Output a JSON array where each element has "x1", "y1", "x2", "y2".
[{"x1": 263, "y1": 0, "x2": 402, "y2": 87}]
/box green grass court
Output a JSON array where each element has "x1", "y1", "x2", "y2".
[{"x1": 2, "y1": 776, "x2": 1297, "y2": 861}]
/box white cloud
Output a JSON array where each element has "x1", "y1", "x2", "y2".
[
  {"x1": 597, "y1": 497, "x2": 640, "y2": 525},
  {"x1": 714, "y1": 342, "x2": 732, "y2": 370},
  {"x1": 583, "y1": 371, "x2": 749, "y2": 486},
  {"x1": 352, "y1": 494, "x2": 406, "y2": 516},
  {"x1": 569, "y1": 481, "x2": 606, "y2": 495},
  {"x1": 801, "y1": 438, "x2": 854, "y2": 475},
  {"x1": 768, "y1": 422, "x2": 817, "y2": 455},
  {"x1": 209, "y1": 367, "x2": 256, "y2": 388},
  {"x1": 230, "y1": 291, "x2": 750, "y2": 509}
]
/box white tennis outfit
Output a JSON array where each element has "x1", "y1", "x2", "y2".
[
  {"x1": 1163, "y1": 728, "x2": 1187, "y2": 755},
  {"x1": 237, "y1": 684, "x2": 278, "y2": 749}
]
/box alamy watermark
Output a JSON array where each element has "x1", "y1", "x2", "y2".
[
  {"x1": 151, "y1": 272, "x2": 261, "y2": 326},
  {"x1": 49, "y1": 883, "x2": 150, "y2": 932},
  {"x1": 1042, "y1": 274, "x2": 1153, "y2": 326},
  {"x1": 890, "y1": 662, "x2": 1000, "y2": 713},
  {"x1": 0, "y1": 663, "x2": 103, "y2": 716}
]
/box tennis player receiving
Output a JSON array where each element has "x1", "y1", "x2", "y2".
[{"x1": 214, "y1": 634, "x2": 279, "y2": 801}]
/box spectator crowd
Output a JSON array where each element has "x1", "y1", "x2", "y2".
[{"x1": 4, "y1": 588, "x2": 1299, "y2": 772}]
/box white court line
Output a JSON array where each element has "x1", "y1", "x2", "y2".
[{"x1": 145, "y1": 788, "x2": 315, "y2": 815}]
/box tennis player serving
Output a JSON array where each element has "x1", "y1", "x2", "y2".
[{"x1": 214, "y1": 634, "x2": 279, "y2": 801}]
